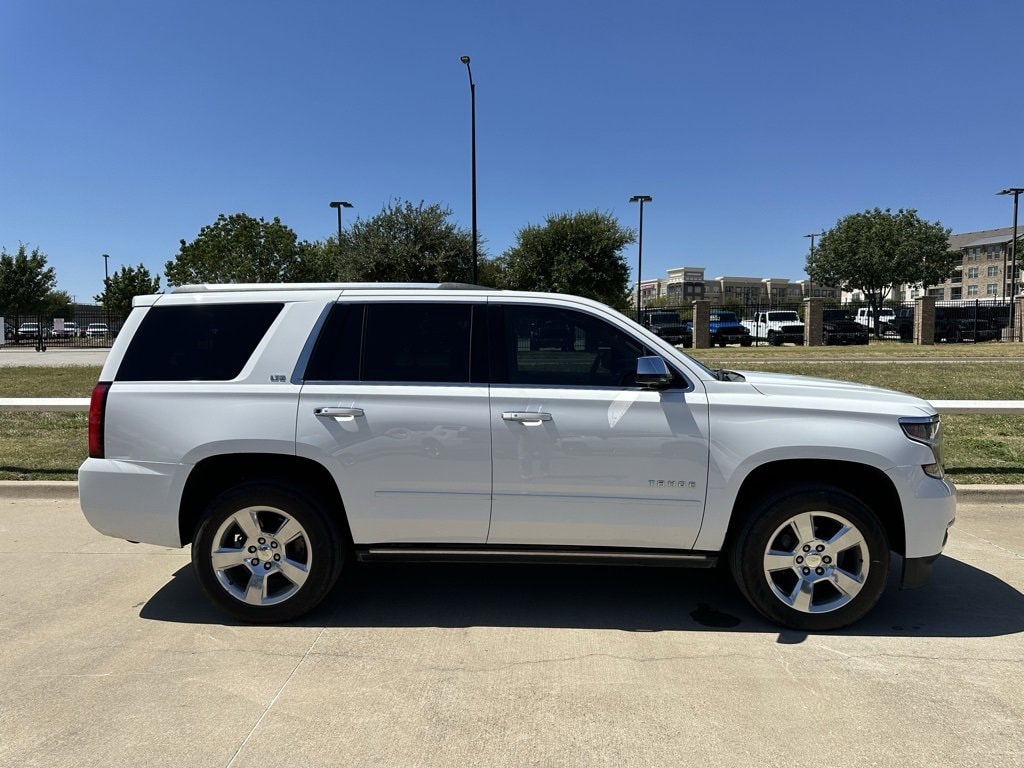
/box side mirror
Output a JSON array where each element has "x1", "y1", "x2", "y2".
[{"x1": 635, "y1": 356, "x2": 673, "y2": 388}]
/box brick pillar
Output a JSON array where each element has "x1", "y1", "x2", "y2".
[
  {"x1": 692, "y1": 299, "x2": 710, "y2": 349},
  {"x1": 1015, "y1": 296, "x2": 1024, "y2": 343},
  {"x1": 914, "y1": 296, "x2": 936, "y2": 345},
  {"x1": 803, "y1": 297, "x2": 823, "y2": 347}
]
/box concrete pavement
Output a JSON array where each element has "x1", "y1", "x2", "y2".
[{"x1": 1, "y1": 496, "x2": 1022, "y2": 768}]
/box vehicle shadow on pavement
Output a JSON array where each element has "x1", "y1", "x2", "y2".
[{"x1": 140, "y1": 554, "x2": 1024, "y2": 640}]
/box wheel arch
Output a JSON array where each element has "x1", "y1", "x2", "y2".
[
  {"x1": 723, "y1": 459, "x2": 906, "y2": 557},
  {"x1": 178, "y1": 453, "x2": 352, "y2": 548}
]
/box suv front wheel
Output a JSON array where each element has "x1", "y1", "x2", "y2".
[
  {"x1": 192, "y1": 482, "x2": 343, "y2": 623},
  {"x1": 729, "y1": 485, "x2": 889, "y2": 631}
]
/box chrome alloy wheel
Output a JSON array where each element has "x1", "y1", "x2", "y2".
[
  {"x1": 762, "y1": 510, "x2": 869, "y2": 614},
  {"x1": 209, "y1": 506, "x2": 311, "y2": 606}
]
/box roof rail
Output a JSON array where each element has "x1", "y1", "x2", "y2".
[{"x1": 171, "y1": 282, "x2": 492, "y2": 294}]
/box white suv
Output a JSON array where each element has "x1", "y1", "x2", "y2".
[{"x1": 79, "y1": 283, "x2": 956, "y2": 630}]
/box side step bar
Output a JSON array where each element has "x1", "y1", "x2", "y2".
[{"x1": 356, "y1": 545, "x2": 718, "y2": 569}]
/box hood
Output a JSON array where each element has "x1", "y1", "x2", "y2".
[{"x1": 737, "y1": 370, "x2": 935, "y2": 417}]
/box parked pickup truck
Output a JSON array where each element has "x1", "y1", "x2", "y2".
[
  {"x1": 644, "y1": 311, "x2": 693, "y2": 348},
  {"x1": 709, "y1": 310, "x2": 753, "y2": 347},
  {"x1": 741, "y1": 310, "x2": 805, "y2": 345}
]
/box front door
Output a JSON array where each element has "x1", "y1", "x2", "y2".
[{"x1": 487, "y1": 301, "x2": 709, "y2": 550}]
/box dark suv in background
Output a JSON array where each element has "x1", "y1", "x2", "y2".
[
  {"x1": 644, "y1": 311, "x2": 693, "y2": 348},
  {"x1": 822, "y1": 310, "x2": 869, "y2": 345},
  {"x1": 883, "y1": 307, "x2": 1001, "y2": 343}
]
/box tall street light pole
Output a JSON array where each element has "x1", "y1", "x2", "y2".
[
  {"x1": 102, "y1": 253, "x2": 110, "y2": 328},
  {"x1": 804, "y1": 231, "x2": 824, "y2": 298},
  {"x1": 629, "y1": 195, "x2": 653, "y2": 322},
  {"x1": 329, "y1": 201, "x2": 353, "y2": 281},
  {"x1": 997, "y1": 187, "x2": 1023, "y2": 337},
  {"x1": 460, "y1": 55, "x2": 478, "y2": 284}
]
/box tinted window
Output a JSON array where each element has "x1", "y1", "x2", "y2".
[
  {"x1": 499, "y1": 305, "x2": 653, "y2": 387},
  {"x1": 304, "y1": 303, "x2": 362, "y2": 382},
  {"x1": 362, "y1": 303, "x2": 472, "y2": 383},
  {"x1": 116, "y1": 303, "x2": 282, "y2": 381}
]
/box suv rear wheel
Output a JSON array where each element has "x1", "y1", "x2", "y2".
[
  {"x1": 192, "y1": 482, "x2": 343, "y2": 623},
  {"x1": 729, "y1": 485, "x2": 889, "y2": 630}
]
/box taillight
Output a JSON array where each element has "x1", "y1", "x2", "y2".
[{"x1": 88, "y1": 382, "x2": 111, "y2": 458}]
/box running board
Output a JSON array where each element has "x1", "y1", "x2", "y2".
[{"x1": 355, "y1": 545, "x2": 718, "y2": 568}]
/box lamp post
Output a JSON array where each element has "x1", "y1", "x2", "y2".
[
  {"x1": 629, "y1": 195, "x2": 653, "y2": 322},
  {"x1": 804, "y1": 231, "x2": 824, "y2": 298},
  {"x1": 329, "y1": 201, "x2": 353, "y2": 281},
  {"x1": 460, "y1": 55, "x2": 478, "y2": 284},
  {"x1": 102, "y1": 253, "x2": 110, "y2": 329},
  {"x1": 997, "y1": 188, "x2": 1023, "y2": 337}
]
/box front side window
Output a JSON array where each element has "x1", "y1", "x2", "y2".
[{"x1": 498, "y1": 304, "x2": 658, "y2": 388}]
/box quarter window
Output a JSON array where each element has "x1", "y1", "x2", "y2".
[{"x1": 116, "y1": 303, "x2": 283, "y2": 381}]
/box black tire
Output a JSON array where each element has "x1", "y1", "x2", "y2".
[
  {"x1": 768, "y1": 331, "x2": 781, "y2": 346},
  {"x1": 728, "y1": 485, "x2": 889, "y2": 631},
  {"x1": 192, "y1": 482, "x2": 344, "y2": 623},
  {"x1": 740, "y1": 339, "x2": 752, "y2": 347}
]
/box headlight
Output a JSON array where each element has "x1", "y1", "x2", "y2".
[{"x1": 899, "y1": 415, "x2": 944, "y2": 478}]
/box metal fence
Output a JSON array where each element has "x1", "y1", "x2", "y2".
[
  {"x1": 640, "y1": 299, "x2": 1019, "y2": 344},
  {"x1": 1, "y1": 307, "x2": 127, "y2": 350}
]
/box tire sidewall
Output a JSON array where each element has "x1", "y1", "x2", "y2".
[
  {"x1": 731, "y1": 486, "x2": 890, "y2": 631},
  {"x1": 192, "y1": 482, "x2": 342, "y2": 623}
]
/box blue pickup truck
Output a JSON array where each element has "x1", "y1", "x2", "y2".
[{"x1": 709, "y1": 310, "x2": 753, "y2": 347}]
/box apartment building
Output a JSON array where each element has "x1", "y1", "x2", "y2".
[
  {"x1": 925, "y1": 226, "x2": 1022, "y2": 301},
  {"x1": 637, "y1": 268, "x2": 838, "y2": 307}
]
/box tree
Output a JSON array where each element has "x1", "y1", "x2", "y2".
[
  {"x1": 808, "y1": 208, "x2": 955, "y2": 332},
  {"x1": 497, "y1": 211, "x2": 634, "y2": 310},
  {"x1": 44, "y1": 290, "x2": 73, "y2": 319},
  {"x1": 165, "y1": 213, "x2": 318, "y2": 286},
  {"x1": 94, "y1": 264, "x2": 161, "y2": 317},
  {"x1": 339, "y1": 200, "x2": 475, "y2": 283},
  {"x1": 0, "y1": 244, "x2": 58, "y2": 315}
]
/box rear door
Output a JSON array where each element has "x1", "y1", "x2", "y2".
[{"x1": 296, "y1": 300, "x2": 493, "y2": 544}]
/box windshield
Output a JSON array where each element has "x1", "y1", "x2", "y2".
[
  {"x1": 649, "y1": 313, "x2": 681, "y2": 323},
  {"x1": 769, "y1": 312, "x2": 800, "y2": 322}
]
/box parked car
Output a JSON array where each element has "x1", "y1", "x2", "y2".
[
  {"x1": 50, "y1": 321, "x2": 79, "y2": 338},
  {"x1": 741, "y1": 310, "x2": 805, "y2": 345},
  {"x1": 708, "y1": 310, "x2": 752, "y2": 347},
  {"x1": 85, "y1": 323, "x2": 110, "y2": 338},
  {"x1": 822, "y1": 310, "x2": 869, "y2": 346},
  {"x1": 644, "y1": 311, "x2": 693, "y2": 347},
  {"x1": 79, "y1": 283, "x2": 955, "y2": 631},
  {"x1": 854, "y1": 307, "x2": 896, "y2": 330},
  {"x1": 881, "y1": 308, "x2": 1000, "y2": 343}
]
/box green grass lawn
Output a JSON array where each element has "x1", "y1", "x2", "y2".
[{"x1": 2, "y1": 355, "x2": 1023, "y2": 483}]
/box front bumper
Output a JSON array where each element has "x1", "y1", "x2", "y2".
[{"x1": 885, "y1": 466, "x2": 956, "y2": 588}]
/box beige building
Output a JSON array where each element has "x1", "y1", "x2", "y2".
[
  {"x1": 637, "y1": 268, "x2": 838, "y2": 307},
  {"x1": 926, "y1": 226, "x2": 1021, "y2": 301}
]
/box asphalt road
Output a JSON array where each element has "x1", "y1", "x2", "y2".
[{"x1": 1, "y1": 497, "x2": 1021, "y2": 768}]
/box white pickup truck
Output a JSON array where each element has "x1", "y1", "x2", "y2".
[{"x1": 741, "y1": 310, "x2": 805, "y2": 345}]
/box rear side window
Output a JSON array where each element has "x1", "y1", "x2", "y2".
[
  {"x1": 116, "y1": 303, "x2": 283, "y2": 381},
  {"x1": 305, "y1": 302, "x2": 476, "y2": 384}
]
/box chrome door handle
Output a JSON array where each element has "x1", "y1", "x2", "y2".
[
  {"x1": 502, "y1": 411, "x2": 552, "y2": 425},
  {"x1": 315, "y1": 407, "x2": 364, "y2": 419}
]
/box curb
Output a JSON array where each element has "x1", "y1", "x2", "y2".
[
  {"x1": 1, "y1": 481, "x2": 1023, "y2": 504},
  {"x1": 0, "y1": 481, "x2": 80, "y2": 500}
]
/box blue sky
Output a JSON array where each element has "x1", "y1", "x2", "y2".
[{"x1": 2, "y1": 1, "x2": 1023, "y2": 303}]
